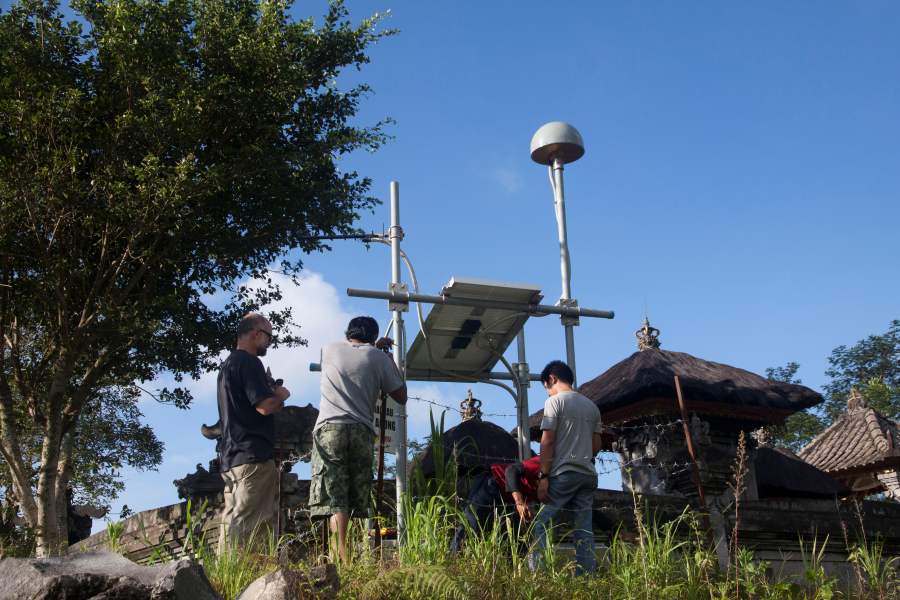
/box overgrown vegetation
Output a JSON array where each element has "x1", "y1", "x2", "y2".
[
  {"x1": 60, "y1": 493, "x2": 899, "y2": 600},
  {"x1": 44, "y1": 412, "x2": 896, "y2": 600}
]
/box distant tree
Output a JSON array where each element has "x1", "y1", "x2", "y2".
[
  {"x1": 821, "y1": 320, "x2": 900, "y2": 423},
  {"x1": 763, "y1": 362, "x2": 825, "y2": 453},
  {"x1": 762, "y1": 320, "x2": 900, "y2": 454},
  {"x1": 764, "y1": 362, "x2": 802, "y2": 385},
  {"x1": 0, "y1": 0, "x2": 395, "y2": 555}
]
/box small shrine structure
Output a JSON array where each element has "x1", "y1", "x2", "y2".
[
  {"x1": 799, "y1": 387, "x2": 900, "y2": 501},
  {"x1": 409, "y1": 390, "x2": 530, "y2": 485},
  {"x1": 578, "y1": 319, "x2": 823, "y2": 501}
]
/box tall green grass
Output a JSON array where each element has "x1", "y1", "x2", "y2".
[
  {"x1": 91, "y1": 488, "x2": 900, "y2": 600},
  {"x1": 87, "y1": 409, "x2": 900, "y2": 599}
]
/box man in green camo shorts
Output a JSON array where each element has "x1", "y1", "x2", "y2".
[{"x1": 311, "y1": 316, "x2": 407, "y2": 561}]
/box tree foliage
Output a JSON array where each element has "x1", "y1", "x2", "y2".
[
  {"x1": 821, "y1": 320, "x2": 900, "y2": 423},
  {"x1": 764, "y1": 320, "x2": 900, "y2": 454},
  {"x1": 0, "y1": 0, "x2": 395, "y2": 554},
  {"x1": 763, "y1": 362, "x2": 825, "y2": 453}
]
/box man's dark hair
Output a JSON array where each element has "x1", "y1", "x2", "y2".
[
  {"x1": 237, "y1": 313, "x2": 269, "y2": 340},
  {"x1": 540, "y1": 360, "x2": 574, "y2": 387},
  {"x1": 345, "y1": 316, "x2": 379, "y2": 343}
]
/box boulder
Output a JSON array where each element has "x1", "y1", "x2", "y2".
[
  {"x1": 236, "y1": 564, "x2": 339, "y2": 600},
  {"x1": 0, "y1": 548, "x2": 222, "y2": 600}
]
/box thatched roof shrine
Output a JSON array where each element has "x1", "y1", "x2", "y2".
[
  {"x1": 754, "y1": 443, "x2": 851, "y2": 500},
  {"x1": 798, "y1": 388, "x2": 900, "y2": 497},
  {"x1": 577, "y1": 349, "x2": 823, "y2": 427},
  {"x1": 409, "y1": 392, "x2": 534, "y2": 478}
]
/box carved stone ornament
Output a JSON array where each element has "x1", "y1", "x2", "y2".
[
  {"x1": 847, "y1": 385, "x2": 868, "y2": 411},
  {"x1": 690, "y1": 413, "x2": 712, "y2": 446},
  {"x1": 756, "y1": 427, "x2": 770, "y2": 445},
  {"x1": 460, "y1": 389, "x2": 483, "y2": 422},
  {"x1": 635, "y1": 317, "x2": 661, "y2": 351}
]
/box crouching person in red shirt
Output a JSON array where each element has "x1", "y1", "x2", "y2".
[{"x1": 451, "y1": 455, "x2": 542, "y2": 552}]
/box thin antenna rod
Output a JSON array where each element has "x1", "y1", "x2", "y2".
[{"x1": 645, "y1": 292, "x2": 647, "y2": 318}]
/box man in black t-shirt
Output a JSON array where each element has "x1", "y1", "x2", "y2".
[{"x1": 216, "y1": 313, "x2": 291, "y2": 554}]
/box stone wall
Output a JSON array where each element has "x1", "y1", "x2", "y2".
[
  {"x1": 74, "y1": 477, "x2": 398, "y2": 564},
  {"x1": 75, "y1": 494, "x2": 226, "y2": 564}
]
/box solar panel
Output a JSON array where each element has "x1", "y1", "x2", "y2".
[{"x1": 405, "y1": 277, "x2": 542, "y2": 381}]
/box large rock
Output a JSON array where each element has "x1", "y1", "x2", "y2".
[
  {"x1": 0, "y1": 548, "x2": 222, "y2": 600},
  {"x1": 236, "y1": 565, "x2": 339, "y2": 600}
]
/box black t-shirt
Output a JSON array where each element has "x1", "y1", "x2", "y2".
[{"x1": 216, "y1": 349, "x2": 275, "y2": 471}]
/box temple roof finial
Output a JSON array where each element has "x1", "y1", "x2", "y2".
[
  {"x1": 460, "y1": 389, "x2": 483, "y2": 421},
  {"x1": 847, "y1": 386, "x2": 868, "y2": 411},
  {"x1": 635, "y1": 316, "x2": 661, "y2": 351}
]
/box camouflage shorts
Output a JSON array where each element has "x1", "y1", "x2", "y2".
[{"x1": 310, "y1": 423, "x2": 376, "y2": 518}]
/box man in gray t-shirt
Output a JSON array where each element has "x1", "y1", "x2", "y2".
[
  {"x1": 310, "y1": 316, "x2": 406, "y2": 562},
  {"x1": 531, "y1": 360, "x2": 602, "y2": 577}
]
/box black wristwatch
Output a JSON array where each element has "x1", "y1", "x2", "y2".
[{"x1": 536, "y1": 471, "x2": 548, "y2": 481}]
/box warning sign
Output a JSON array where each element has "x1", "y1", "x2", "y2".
[{"x1": 373, "y1": 396, "x2": 398, "y2": 455}]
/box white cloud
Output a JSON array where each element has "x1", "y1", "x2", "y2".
[{"x1": 494, "y1": 167, "x2": 523, "y2": 193}]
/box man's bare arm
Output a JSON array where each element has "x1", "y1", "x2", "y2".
[
  {"x1": 540, "y1": 429, "x2": 556, "y2": 473},
  {"x1": 382, "y1": 348, "x2": 407, "y2": 405},
  {"x1": 537, "y1": 429, "x2": 556, "y2": 503},
  {"x1": 388, "y1": 383, "x2": 408, "y2": 406},
  {"x1": 255, "y1": 386, "x2": 290, "y2": 416},
  {"x1": 592, "y1": 432, "x2": 602, "y2": 456}
]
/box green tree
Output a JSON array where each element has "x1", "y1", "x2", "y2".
[
  {"x1": 0, "y1": 0, "x2": 395, "y2": 554},
  {"x1": 821, "y1": 320, "x2": 900, "y2": 423},
  {"x1": 763, "y1": 362, "x2": 825, "y2": 453}
]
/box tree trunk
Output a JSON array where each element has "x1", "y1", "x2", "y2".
[
  {"x1": 36, "y1": 408, "x2": 63, "y2": 556},
  {"x1": 55, "y1": 422, "x2": 78, "y2": 552}
]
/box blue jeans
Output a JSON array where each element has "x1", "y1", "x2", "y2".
[
  {"x1": 451, "y1": 472, "x2": 505, "y2": 552},
  {"x1": 530, "y1": 471, "x2": 597, "y2": 576}
]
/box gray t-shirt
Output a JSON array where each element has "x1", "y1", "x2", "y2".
[
  {"x1": 540, "y1": 390, "x2": 602, "y2": 477},
  {"x1": 314, "y1": 340, "x2": 404, "y2": 434}
]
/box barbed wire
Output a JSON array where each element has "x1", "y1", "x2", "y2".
[
  {"x1": 406, "y1": 395, "x2": 686, "y2": 432},
  {"x1": 269, "y1": 396, "x2": 707, "y2": 483}
]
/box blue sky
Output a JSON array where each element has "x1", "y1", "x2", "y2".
[{"x1": 4, "y1": 0, "x2": 898, "y2": 528}]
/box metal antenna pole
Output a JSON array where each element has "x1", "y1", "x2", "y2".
[
  {"x1": 390, "y1": 182, "x2": 408, "y2": 543},
  {"x1": 516, "y1": 330, "x2": 531, "y2": 461},
  {"x1": 552, "y1": 157, "x2": 577, "y2": 387}
]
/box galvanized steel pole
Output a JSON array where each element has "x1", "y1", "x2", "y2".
[
  {"x1": 390, "y1": 182, "x2": 408, "y2": 543},
  {"x1": 553, "y1": 157, "x2": 577, "y2": 387},
  {"x1": 516, "y1": 330, "x2": 531, "y2": 461}
]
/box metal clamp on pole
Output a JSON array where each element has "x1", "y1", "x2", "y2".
[
  {"x1": 388, "y1": 283, "x2": 409, "y2": 312},
  {"x1": 558, "y1": 298, "x2": 580, "y2": 327},
  {"x1": 512, "y1": 363, "x2": 531, "y2": 389}
]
